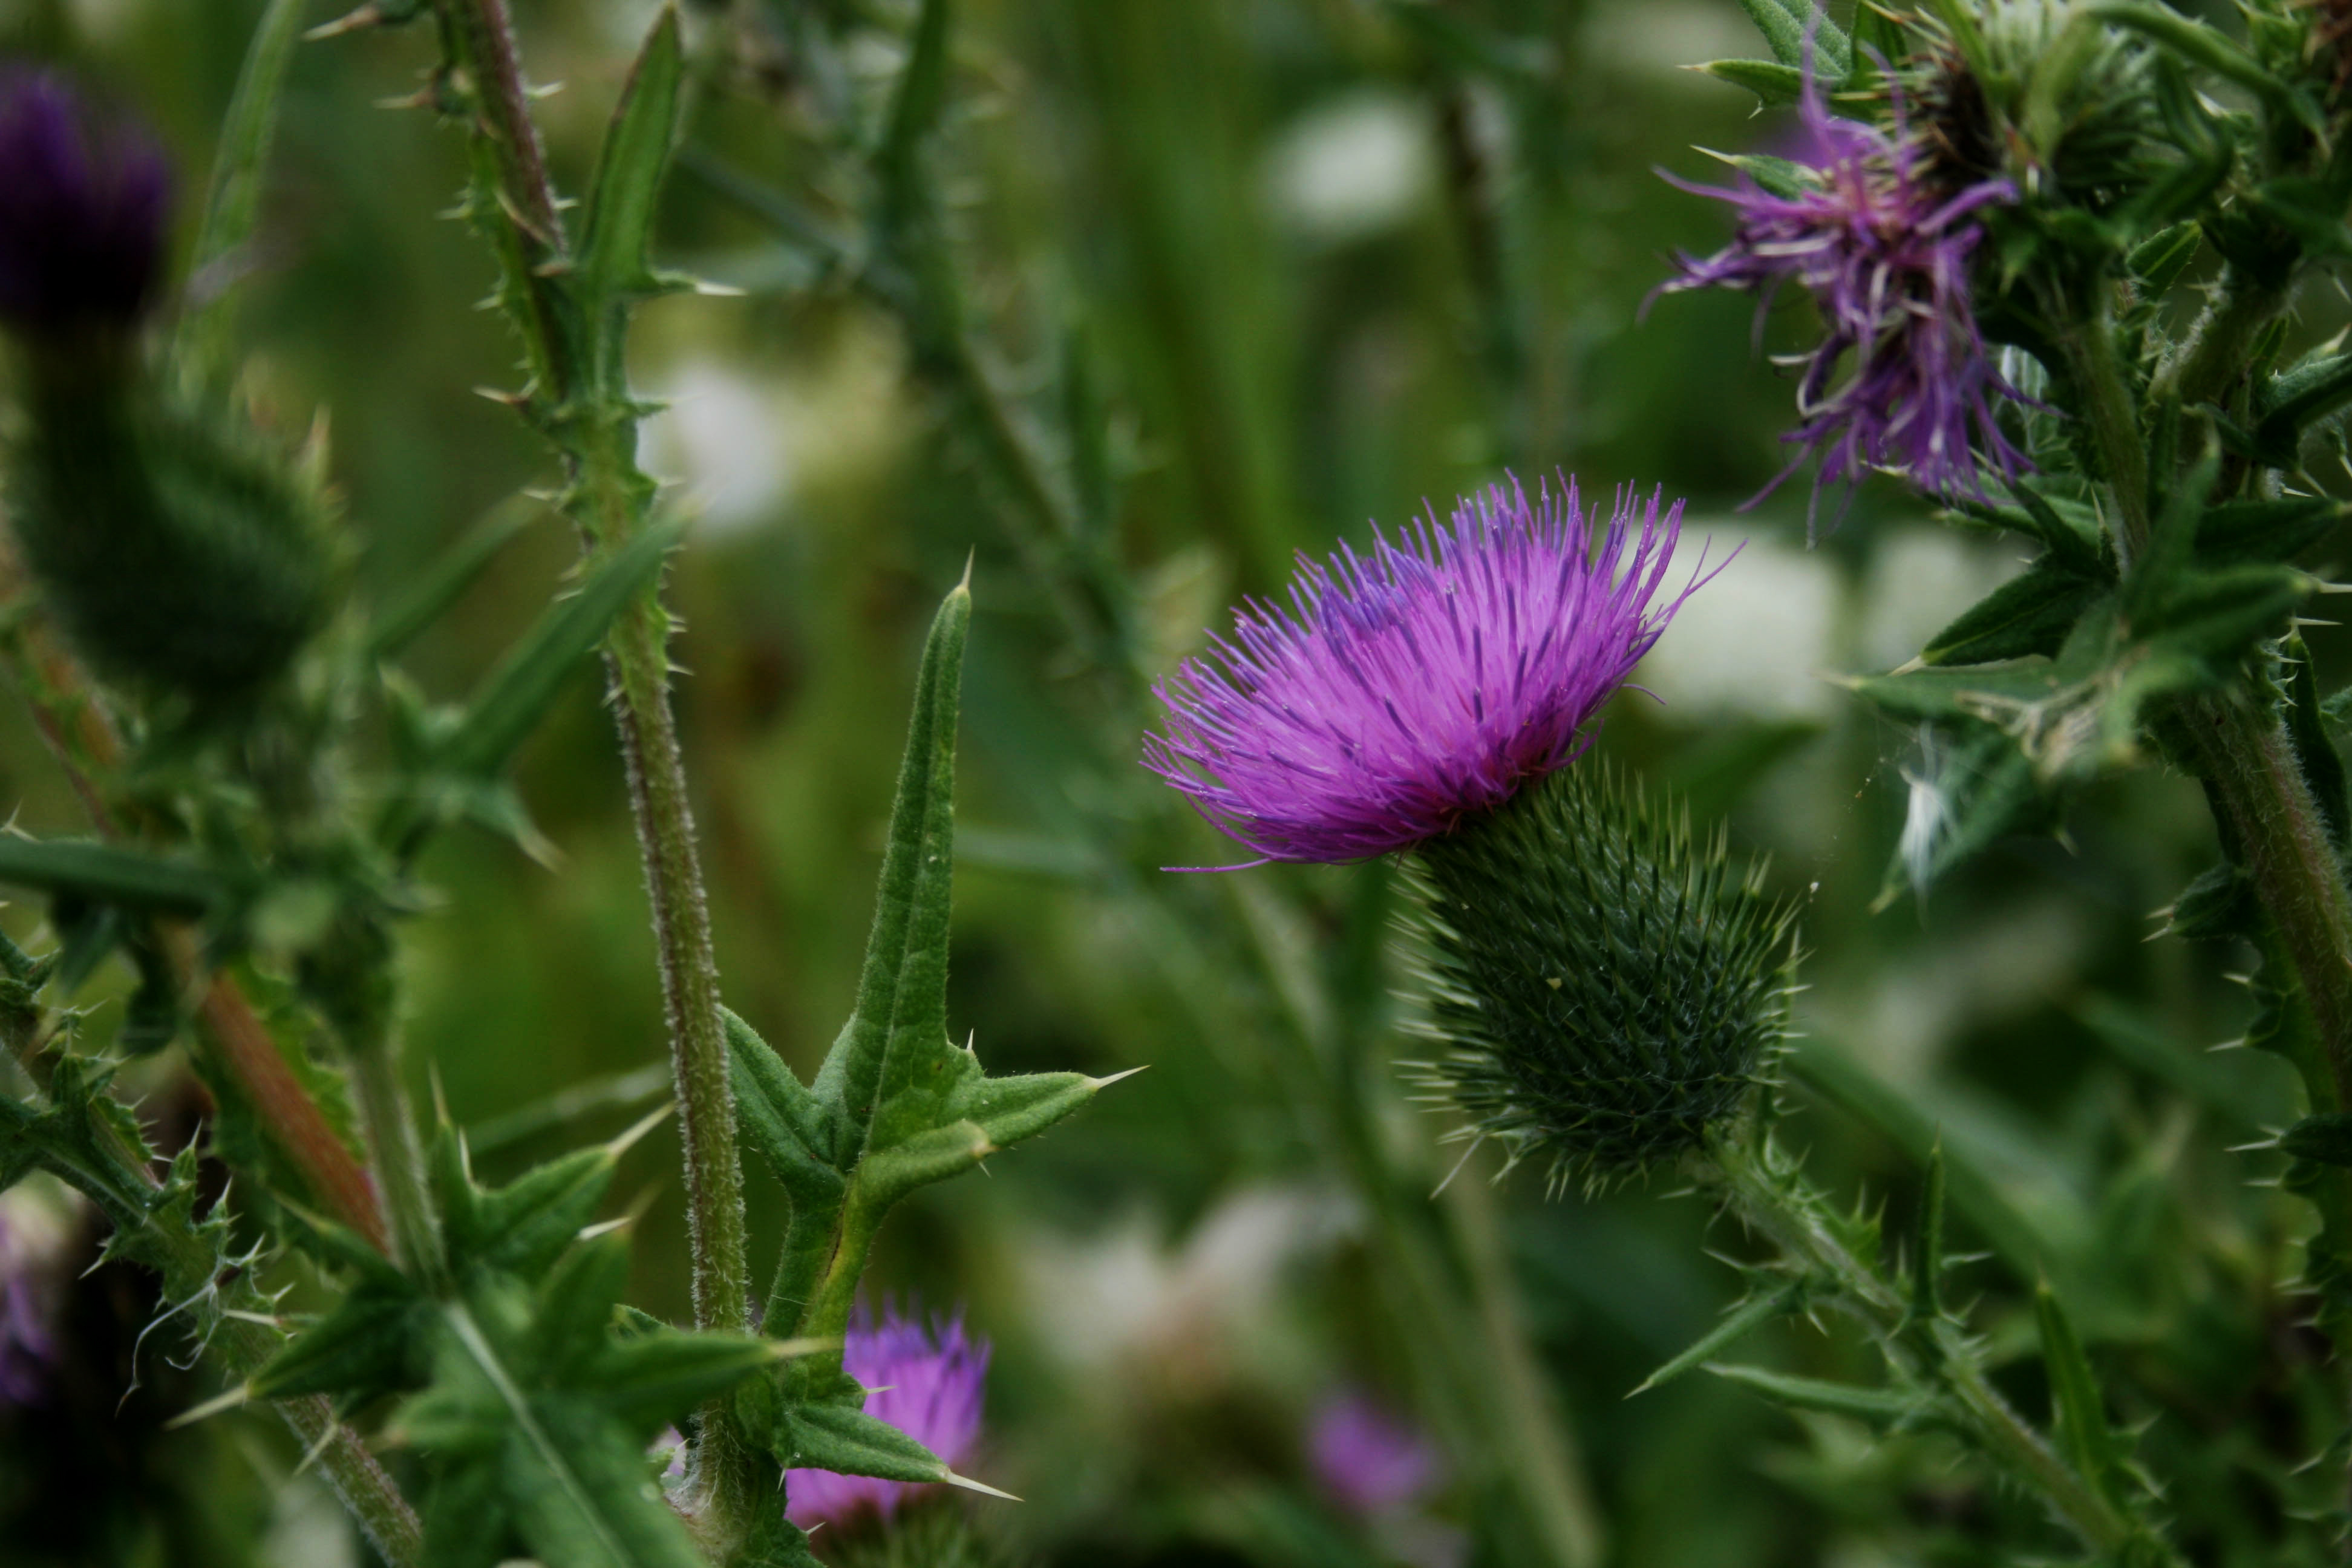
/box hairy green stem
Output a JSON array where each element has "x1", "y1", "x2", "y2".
[
  {"x1": 313, "y1": 918, "x2": 446, "y2": 1288},
  {"x1": 423, "y1": 0, "x2": 758, "y2": 1532},
  {"x1": 1708, "y1": 1131, "x2": 2178, "y2": 1564},
  {"x1": 2154, "y1": 273, "x2": 2290, "y2": 414},
  {"x1": 2059, "y1": 295, "x2": 2152, "y2": 564}
]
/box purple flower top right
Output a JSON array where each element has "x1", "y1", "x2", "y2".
[{"x1": 1656, "y1": 70, "x2": 2030, "y2": 530}]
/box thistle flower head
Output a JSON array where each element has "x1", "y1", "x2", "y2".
[
  {"x1": 786, "y1": 1305, "x2": 990, "y2": 1530},
  {"x1": 0, "y1": 69, "x2": 169, "y2": 337},
  {"x1": 1143, "y1": 477, "x2": 1699, "y2": 865},
  {"x1": 1405, "y1": 764, "x2": 1798, "y2": 1190},
  {"x1": 1310, "y1": 1391, "x2": 1442, "y2": 1517},
  {"x1": 1658, "y1": 76, "x2": 2027, "y2": 528}
]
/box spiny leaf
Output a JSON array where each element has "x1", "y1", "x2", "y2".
[
  {"x1": 2195, "y1": 497, "x2": 2345, "y2": 568},
  {"x1": 575, "y1": 7, "x2": 685, "y2": 316},
  {"x1": 174, "y1": 0, "x2": 307, "y2": 384},
  {"x1": 1708, "y1": 1363, "x2": 1926, "y2": 1426},
  {"x1": 2126, "y1": 222, "x2": 2201, "y2": 293},
  {"x1": 2034, "y1": 1282, "x2": 2125, "y2": 1507},
  {"x1": 1629, "y1": 1281, "x2": 1803, "y2": 1397},
  {"x1": 725, "y1": 1008, "x2": 833, "y2": 1198},
  {"x1": 776, "y1": 1398, "x2": 952, "y2": 1485},
  {"x1": 382, "y1": 519, "x2": 681, "y2": 854},
  {"x1": 1910, "y1": 1143, "x2": 1947, "y2": 1328},
  {"x1": 1693, "y1": 59, "x2": 1805, "y2": 106},
  {"x1": 1735, "y1": 0, "x2": 1851, "y2": 74},
  {"x1": 2282, "y1": 1112, "x2": 2352, "y2": 1168},
  {"x1": 0, "y1": 837, "x2": 232, "y2": 916},
  {"x1": 811, "y1": 582, "x2": 971, "y2": 1165},
  {"x1": 1920, "y1": 563, "x2": 2104, "y2": 667},
  {"x1": 2283, "y1": 635, "x2": 2350, "y2": 852}
]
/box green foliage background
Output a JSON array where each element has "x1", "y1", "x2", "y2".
[{"x1": 0, "y1": 0, "x2": 2331, "y2": 1564}]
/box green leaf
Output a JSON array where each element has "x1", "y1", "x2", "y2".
[
  {"x1": 0, "y1": 837, "x2": 232, "y2": 916},
  {"x1": 1939, "y1": 485, "x2": 2109, "y2": 578},
  {"x1": 725, "y1": 1008, "x2": 833, "y2": 1197},
  {"x1": 1708, "y1": 1364, "x2": 1926, "y2": 1427},
  {"x1": 1919, "y1": 563, "x2": 2104, "y2": 667},
  {"x1": 2034, "y1": 1282, "x2": 2125, "y2": 1507},
  {"x1": 2195, "y1": 497, "x2": 2345, "y2": 567},
  {"x1": 1707, "y1": 151, "x2": 1810, "y2": 201},
  {"x1": 2282, "y1": 1113, "x2": 2352, "y2": 1168},
  {"x1": 173, "y1": 0, "x2": 306, "y2": 385},
  {"x1": 1693, "y1": 59, "x2": 1806, "y2": 106},
  {"x1": 575, "y1": 8, "x2": 685, "y2": 314},
  {"x1": 367, "y1": 495, "x2": 540, "y2": 664},
  {"x1": 811, "y1": 583, "x2": 972, "y2": 1165},
  {"x1": 382, "y1": 519, "x2": 681, "y2": 854},
  {"x1": 249, "y1": 1256, "x2": 430, "y2": 1404},
  {"x1": 776, "y1": 1398, "x2": 952, "y2": 1485},
  {"x1": 877, "y1": 0, "x2": 955, "y2": 213},
  {"x1": 1629, "y1": 1281, "x2": 1804, "y2": 1396},
  {"x1": 1735, "y1": 0, "x2": 1850, "y2": 74},
  {"x1": 1910, "y1": 1143, "x2": 1947, "y2": 1327},
  {"x1": 0, "y1": 1056, "x2": 160, "y2": 1227},
  {"x1": 2126, "y1": 221, "x2": 2201, "y2": 293}
]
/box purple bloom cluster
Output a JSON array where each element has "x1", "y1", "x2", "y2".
[
  {"x1": 1310, "y1": 1391, "x2": 1442, "y2": 1517},
  {"x1": 1144, "y1": 476, "x2": 1697, "y2": 865},
  {"x1": 785, "y1": 1305, "x2": 990, "y2": 1530},
  {"x1": 1658, "y1": 79, "x2": 2027, "y2": 523},
  {"x1": 0, "y1": 69, "x2": 170, "y2": 336}
]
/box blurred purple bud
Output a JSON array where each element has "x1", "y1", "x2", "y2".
[
  {"x1": 0, "y1": 68, "x2": 171, "y2": 336},
  {"x1": 785, "y1": 1304, "x2": 990, "y2": 1530},
  {"x1": 1310, "y1": 1390, "x2": 1442, "y2": 1517},
  {"x1": 0, "y1": 1204, "x2": 62, "y2": 1408}
]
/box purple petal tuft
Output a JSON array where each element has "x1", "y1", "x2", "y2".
[
  {"x1": 1656, "y1": 75, "x2": 2029, "y2": 527},
  {"x1": 1143, "y1": 475, "x2": 1701, "y2": 864},
  {"x1": 784, "y1": 1304, "x2": 991, "y2": 1530}
]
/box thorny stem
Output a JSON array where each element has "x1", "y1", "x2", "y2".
[
  {"x1": 423, "y1": 0, "x2": 758, "y2": 1532},
  {"x1": 2060, "y1": 295, "x2": 2352, "y2": 1121},
  {"x1": 0, "y1": 593, "x2": 391, "y2": 1251},
  {"x1": 1707, "y1": 1130, "x2": 2180, "y2": 1566}
]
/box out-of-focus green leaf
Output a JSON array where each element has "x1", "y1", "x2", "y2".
[
  {"x1": 1693, "y1": 59, "x2": 1806, "y2": 106},
  {"x1": 574, "y1": 8, "x2": 685, "y2": 318},
  {"x1": 1735, "y1": 0, "x2": 1850, "y2": 74},
  {"x1": 1629, "y1": 1281, "x2": 1804, "y2": 1397},
  {"x1": 175, "y1": 0, "x2": 306, "y2": 384},
  {"x1": 1708, "y1": 1364, "x2": 1925, "y2": 1427},
  {"x1": 2126, "y1": 222, "x2": 2202, "y2": 292},
  {"x1": 0, "y1": 837, "x2": 230, "y2": 916},
  {"x1": 1920, "y1": 563, "x2": 2105, "y2": 667},
  {"x1": 2035, "y1": 1284, "x2": 2126, "y2": 1507},
  {"x1": 367, "y1": 497, "x2": 540, "y2": 664}
]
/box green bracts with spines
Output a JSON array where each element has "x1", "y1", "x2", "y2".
[{"x1": 1407, "y1": 765, "x2": 1796, "y2": 1187}]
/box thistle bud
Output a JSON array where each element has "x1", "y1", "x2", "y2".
[
  {"x1": 0, "y1": 71, "x2": 332, "y2": 704},
  {"x1": 1405, "y1": 765, "x2": 1797, "y2": 1190},
  {"x1": 0, "y1": 70, "x2": 169, "y2": 341},
  {"x1": 7, "y1": 384, "x2": 336, "y2": 703}
]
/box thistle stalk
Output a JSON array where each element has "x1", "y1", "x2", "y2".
[
  {"x1": 1705, "y1": 1129, "x2": 2181, "y2": 1566},
  {"x1": 419, "y1": 0, "x2": 756, "y2": 1529}
]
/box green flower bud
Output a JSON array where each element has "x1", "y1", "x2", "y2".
[
  {"x1": 1403, "y1": 765, "x2": 1798, "y2": 1191},
  {"x1": 7, "y1": 371, "x2": 335, "y2": 705}
]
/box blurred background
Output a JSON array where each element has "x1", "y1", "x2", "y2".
[{"x1": 0, "y1": 1, "x2": 2326, "y2": 1565}]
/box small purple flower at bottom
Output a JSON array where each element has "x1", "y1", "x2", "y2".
[
  {"x1": 1144, "y1": 476, "x2": 1702, "y2": 866},
  {"x1": 1655, "y1": 76, "x2": 2027, "y2": 528},
  {"x1": 0, "y1": 68, "x2": 170, "y2": 336},
  {"x1": 1310, "y1": 1391, "x2": 1442, "y2": 1517},
  {"x1": 0, "y1": 1204, "x2": 61, "y2": 1408},
  {"x1": 785, "y1": 1305, "x2": 990, "y2": 1530}
]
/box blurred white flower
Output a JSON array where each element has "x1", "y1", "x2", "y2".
[
  {"x1": 639, "y1": 325, "x2": 904, "y2": 537},
  {"x1": 1263, "y1": 91, "x2": 1437, "y2": 245},
  {"x1": 1854, "y1": 527, "x2": 2027, "y2": 674},
  {"x1": 1635, "y1": 528, "x2": 1840, "y2": 722},
  {"x1": 1018, "y1": 1184, "x2": 1354, "y2": 1391}
]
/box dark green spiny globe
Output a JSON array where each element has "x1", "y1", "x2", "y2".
[{"x1": 1405, "y1": 765, "x2": 1797, "y2": 1189}]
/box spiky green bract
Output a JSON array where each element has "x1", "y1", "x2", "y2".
[
  {"x1": 1404, "y1": 765, "x2": 1795, "y2": 1189},
  {"x1": 7, "y1": 371, "x2": 333, "y2": 705}
]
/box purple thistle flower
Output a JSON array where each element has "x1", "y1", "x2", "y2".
[
  {"x1": 0, "y1": 1206, "x2": 60, "y2": 1408},
  {"x1": 1310, "y1": 1391, "x2": 1442, "y2": 1517},
  {"x1": 1656, "y1": 76, "x2": 2027, "y2": 527},
  {"x1": 785, "y1": 1305, "x2": 990, "y2": 1530},
  {"x1": 0, "y1": 68, "x2": 171, "y2": 336},
  {"x1": 1143, "y1": 475, "x2": 1700, "y2": 866}
]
